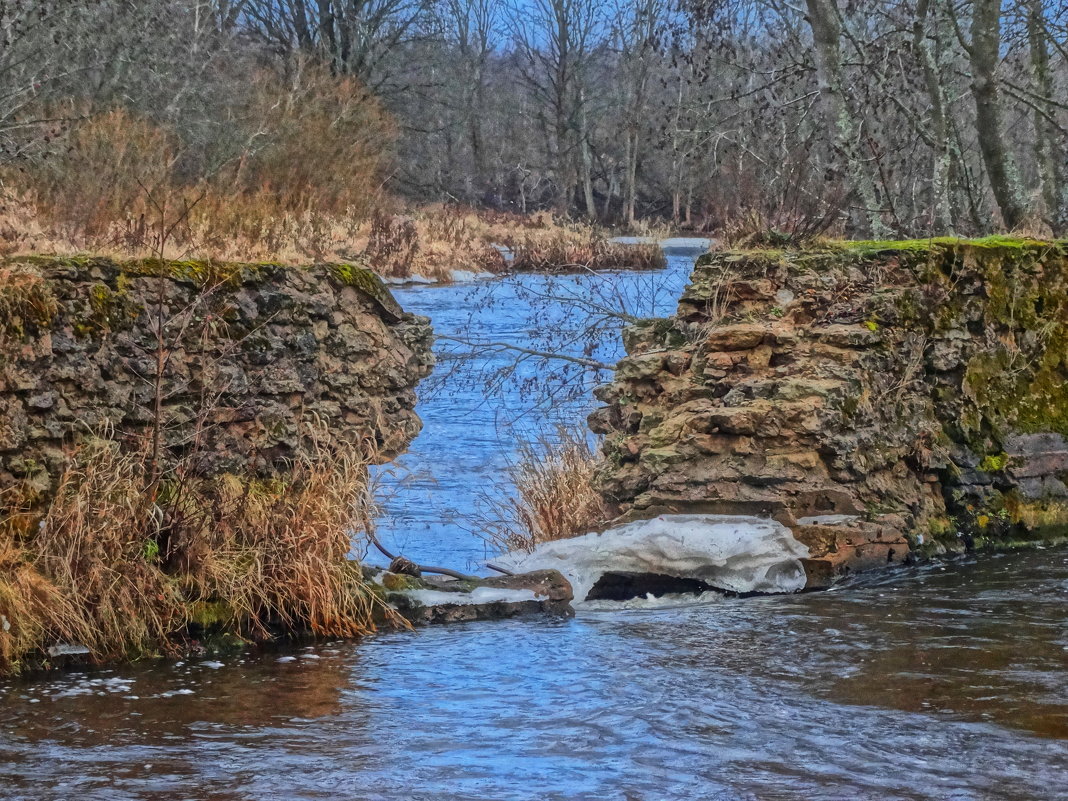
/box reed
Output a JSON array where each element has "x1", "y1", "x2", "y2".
[
  {"x1": 0, "y1": 431, "x2": 385, "y2": 675},
  {"x1": 0, "y1": 188, "x2": 664, "y2": 281},
  {"x1": 481, "y1": 428, "x2": 608, "y2": 554}
]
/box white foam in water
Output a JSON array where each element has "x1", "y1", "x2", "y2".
[
  {"x1": 582, "y1": 590, "x2": 727, "y2": 612},
  {"x1": 492, "y1": 514, "x2": 809, "y2": 604}
]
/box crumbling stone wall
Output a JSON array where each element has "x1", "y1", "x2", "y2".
[
  {"x1": 0, "y1": 256, "x2": 433, "y2": 491},
  {"x1": 590, "y1": 238, "x2": 1068, "y2": 586}
]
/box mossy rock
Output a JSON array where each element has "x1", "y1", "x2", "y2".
[
  {"x1": 2, "y1": 255, "x2": 408, "y2": 327},
  {"x1": 379, "y1": 571, "x2": 429, "y2": 592},
  {"x1": 325, "y1": 261, "x2": 404, "y2": 322},
  {"x1": 188, "y1": 600, "x2": 240, "y2": 630}
]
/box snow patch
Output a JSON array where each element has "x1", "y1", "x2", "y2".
[
  {"x1": 449, "y1": 269, "x2": 496, "y2": 283},
  {"x1": 492, "y1": 514, "x2": 809, "y2": 604},
  {"x1": 381, "y1": 274, "x2": 437, "y2": 286},
  {"x1": 404, "y1": 587, "x2": 540, "y2": 607}
]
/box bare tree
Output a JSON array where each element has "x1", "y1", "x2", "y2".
[{"x1": 963, "y1": 0, "x2": 1027, "y2": 229}]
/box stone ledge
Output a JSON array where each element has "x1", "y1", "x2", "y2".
[{"x1": 375, "y1": 569, "x2": 575, "y2": 625}]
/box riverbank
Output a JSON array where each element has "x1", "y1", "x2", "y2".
[
  {"x1": 0, "y1": 255, "x2": 438, "y2": 675},
  {"x1": 588, "y1": 236, "x2": 1068, "y2": 587},
  {"x1": 2, "y1": 201, "x2": 667, "y2": 283}
]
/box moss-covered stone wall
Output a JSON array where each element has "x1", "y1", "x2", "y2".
[
  {"x1": 0, "y1": 256, "x2": 434, "y2": 493},
  {"x1": 589, "y1": 238, "x2": 1068, "y2": 585}
]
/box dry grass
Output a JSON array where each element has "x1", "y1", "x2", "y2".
[
  {"x1": 720, "y1": 207, "x2": 845, "y2": 249},
  {"x1": 0, "y1": 430, "x2": 386, "y2": 674},
  {"x1": 481, "y1": 428, "x2": 608, "y2": 554},
  {"x1": 0, "y1": 531, "x2": 80, "y2": 674},
  {"x1": 0, "y1": 263, "x2": 58, "y2": 338},
  {"x1": 33, "y1": 439, "x2": 187, "y2": 660},
  {"x1": 0, "y1": 193, "x2": 664, "y2": 281},
  {"x1": 167, "y1": 440, "x2": 383, "y2": 640}
]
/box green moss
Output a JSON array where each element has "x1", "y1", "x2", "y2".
[
  {"x1": 121, "y1": 258, "x2": 279, "y2": 287},
  {"x1": 327, "y1": 262, "x2": 404, "y2": 321},
  {"x1": 71, "y1": 281, "x2": 141, "y2": 336},
  {"x1": 833, "y1": 235, "x2": 1064, "y2": 255},
  {"x1": 379, "y1": 572, "x2": 427, "y2": 592},
  {"x1": 978, "y1": 453, "x2": 1009, "y2": 472},
  {"x1": 927, "y1": 515, "x2": 954, "y2": 538},
  {"x1": 188, "y1": 600, "x2": 238, "y2": 629}
]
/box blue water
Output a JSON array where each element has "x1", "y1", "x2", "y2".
[
  {"x1": 3, "y1": 241, "x2": 1067, "y2": 800},
  {"x1": 372, "y1": 242, "x2": 702, "y2": 570},
  {"x1": 1, "y1": 550, "x2": 1066, "y2": 800}
]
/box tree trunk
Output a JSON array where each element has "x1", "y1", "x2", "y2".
[
  {"x1": 1027, "y1": 0, "x2": 1059, "y2": 227},
  {"x1": 968, "y1": 0, "x2": 1026, "y2": 229},
  {"x1": 579, "y1": 88, "x2": 597, "y2": 220},
  {"x1": 804, "y1": 0, "x2": 888, "y2": 236},
  {"x1": 913, "y1": 0, "x2": 953, "y2": 233}
]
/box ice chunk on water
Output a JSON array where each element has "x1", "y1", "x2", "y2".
[
  {"x1": 449, "y1": 269, "x2": 496, "y2": 283},
  {"x1": 492, "y1": 514, "x2": 809, "y2": 603},
  {"x1": 403, "y1": 587, "x2": 540, "y2": 607}
]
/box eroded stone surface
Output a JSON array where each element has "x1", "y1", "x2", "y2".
[
  {"x1": 0, "y1": 257, "x2": 434, "y2": 488},
  {"x1": 591, "y1": 240, "x2": 1068, "y2": 585}
]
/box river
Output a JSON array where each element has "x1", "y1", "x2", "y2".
[{"x1": 1, "y1": 243, "x2": 1066, "y2": 800}]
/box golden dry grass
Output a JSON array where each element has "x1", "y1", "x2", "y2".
[
  {"x1": 0, "y1": 530, "x2": 81, "y2": 674},
  {"x1": 0, "y1": 429, "x2": 388, "y2": 674},
  {"x1": 481, "y1": 428, "x2": 608, "y2": 554},
  {"x1": 0, "y1": 262, "x2": 58, "y2": 338},
  {"x1": 0, "y1": 194, "x2": 664, "y2": 281},
  {"x1": 33, "y1": 439, "x2": 187, "y2": 660},
  {"x1": 168, "y1": 440, "x2": 384, "y2": 640}
]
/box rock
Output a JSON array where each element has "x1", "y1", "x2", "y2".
[
  {"x1": 0, "y1": 257, "x2": 434, "y2": 488},
  {"x1": 380, "y1": 569, "x2": 574, "y2": 624},
  {"x1": 700, "y1": 324, "x2": 767, "y2": 351},
  {"x1": 589, "y1": 240, "x2": 1068, "y2": 583}
]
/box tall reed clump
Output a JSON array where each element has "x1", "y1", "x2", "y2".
[
  {"x1": 167, "y1": 441, "x2": 383, "y2": 640},
  {"x1": 32, "y1": 439, "x2": 187, "y2": 660},
  {"x1": 481, "y1": 428, "x2": 608, "y2": 554},
  {"x1": 0, "y1": 431, "x2": 386, "y2": 675},
  {"x1": 508, "y1": 229, "x2": 665, "y2": 273},
  {"x1": 0, "y1": 528, "x2": 80, "y2": 673}
]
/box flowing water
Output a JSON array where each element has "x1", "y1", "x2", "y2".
[{"x1": 2, "y1": 244, "x2": 1067, "y2": 800}]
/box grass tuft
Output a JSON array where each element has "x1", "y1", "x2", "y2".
[
  {"x1": 0, "y1": 428, "x2": 387, "y2": 674},
  {"x1": 0, "y1": 263, "x2": 58, "y2": 338},
  {"x1": 480, "y1": 428, "x2": 608, "y2": 553}
]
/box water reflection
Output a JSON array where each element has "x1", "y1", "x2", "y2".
[{"x1": 1, "y1": 551, "x2": 1065, "y2": 800}]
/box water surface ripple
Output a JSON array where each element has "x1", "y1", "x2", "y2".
[{"x1": 2, "y1": 245, "x2": 1066, "y2": 800}]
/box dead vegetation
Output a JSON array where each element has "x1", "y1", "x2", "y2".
[
  {"x1": 479, "y1": 428, "x2": 608, "y2": 554},
  {"x1": 0, "y1": 185, "x2": 666, "y2": 282},
  {"x1": 0, "y1": 431, "x2": 389, "y2": 675}
]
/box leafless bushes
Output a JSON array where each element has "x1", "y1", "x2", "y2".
[{"x1": 2, "y1": 62, "x2": 395, "y2": 263}]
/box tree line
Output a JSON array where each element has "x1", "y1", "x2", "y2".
[{"x1": 2, "y1": 0, "x2": 1066, "y2": 237}]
